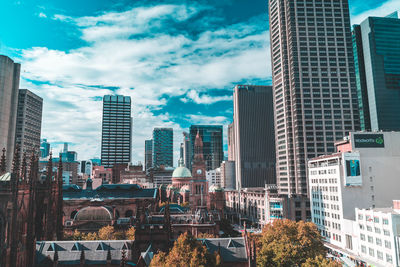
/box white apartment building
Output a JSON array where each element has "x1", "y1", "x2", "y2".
[
  {"x1": 308, "y1": 132, "x2": 400, "y2": 265},
  {"x1": 356, "y1": 204, "x2": 400, "y2": 267},
  {"x1": 206, "y1": 168, "x2": 221, "y2": 187}
]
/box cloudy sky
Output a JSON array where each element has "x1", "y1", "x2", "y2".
[{"x1": 0, "y1": 0, "x2": 398, "y2": 165}]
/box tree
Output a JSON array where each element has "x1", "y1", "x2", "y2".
[
  {"x1": 257, "y1": 219, "x2": 326, "y2": 267},
  {"x1": 197, "y1": 232, "x2": 216, "y2": 238},
  {"x1": 126, "y1": 227, "x2": 135, "y2": 240},
  {"x1": 302, "y1": 255, "x2": 342, "y2": 267},
  {"x1": 84, "y1": 232, "x2": 99, "y2": 240},
  {"x1": 99, "y1": 225, "x2": 115, "y2": 240},
  {"x1": 150, "y1": 232, "x2": 216, "y2": 267},
  {"x1": 219, "y1": 218, "x2": 240, "y2": 237}
]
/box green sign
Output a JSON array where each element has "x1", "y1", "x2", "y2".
[{"x1": 353, "y1": 134, "x2": 384, "y2": 148}]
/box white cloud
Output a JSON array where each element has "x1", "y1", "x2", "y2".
[
  {"x1": 351, "y1": 0, "x2": 400, "y2": 24},
  {"x1": 183, "y1": 90, "x2": 232, "y2": 104},
  {"x1": 18, "y1": 4, "x2": 270, "y2": 164},
  {"x1": 38, "y1": 12, "x2": 47, "y2": 18}
]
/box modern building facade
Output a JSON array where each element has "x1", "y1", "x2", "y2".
[
  {"x1": 182, "y1": 132, "x2": 191, "y2": 169},
  {"x1": 233, "y1": 85, "x2": 276, "y2": 188},
  {"x1": 308, "y1": 131, "x2": 400, "y2": 259},
  {"x1": 189, "y1": 125, "x2": 223, "y2": 171},
  {"x1": 144, "y1": 139, "x2": 153, "y2": 172},
  {"x1": 14, "y1": 89, "x2": 43, "y2": 162},
  {"x1": 101, "y1": 95, "x2": 132, "y2": 168},
  {"x1": 40, "y1": 139, "x2": 50, "y2": 158},
  {"x1": 0, "y1": 55, "x2": 20, "y2": 170},
  {"x1": 152, "y1": 128, "x2": 173, "y2": 168},
  {"x1": 268, "y1": 0, "x2": 360, "y2": 196},
  {"x1": 352, "y1": 12, "x2": 400, "y2": 131},
  {"x1": 227, "y1": 122, "x2": 235, "y2": 161},
  {"x1": 220, "y1": 160, "x2": 236, "y2": 189},
  {"x1": 206, "y1": 168, "x2": 221, "y2": 187}
]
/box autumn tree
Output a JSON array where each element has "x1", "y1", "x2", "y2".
[
  {"x1": 126, "y1": 226, "x2": 135, "y2": 240},
  {"x1": 257, "y1": 219, "x2": 326, "y2": 267},
  {"x1": 197, "y1": 232, "x2": 216, "y2": 238},
  {"x1": 302, "y1": 255, "x2": 342, "y2": 267},
  {"x1": 98, "y1": 225, "x2": 115, "y2": 240},
  {"x1": 150, "y1": 232, "x2": 216, "y2": 267}
]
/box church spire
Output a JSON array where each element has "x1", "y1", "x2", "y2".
[
  {"x1": 46, "y1": 151, "x2": 53, "y2": 183},
  {"x1": 194, "y1": 131, "x2": 204, "y2": 162},
  {"x1": 12, "y1": 145, "x2": 20, "y2": 175},
  {"x1": 0, "y1": 148, "x2": 6, "y2": 174},
  {"x1": 21, "y1": 152, "x2": 27, "y2": 182}
]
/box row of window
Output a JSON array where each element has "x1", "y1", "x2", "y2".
[{"x1": 360, "y1": 245, "x2": 392, "y2": 263}]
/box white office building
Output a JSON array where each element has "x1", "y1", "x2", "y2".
[
  {"x1": 308, "y1": 131, "x2": 400, "y2": 265},
  {"x1": 356, "y1": 202, "x2": 400, "y2": 267},
  {"x1": 206, "y1": 168, "x2": 221, "y2": 187}
]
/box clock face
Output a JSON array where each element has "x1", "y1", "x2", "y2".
[{"x1": 196, "y1": 169, "x2": 202, "y2": 175}]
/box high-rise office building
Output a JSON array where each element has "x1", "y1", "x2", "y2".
[
  {"x1": 15, "y1": 89, "x2": 43, "y2": 161},
  {"x1": 189, "y1": 125, "x2": 223, "y2": 171},
  {"x1": 101, "y1": 95, "x2": 132, "y2": 168},
  {"x1": 227, "y1": 122, "x2": 235, "y2": 161},
  {"x1": 0, "y1": 55, "x2": 20, "y2": 170},
  {"x1": 144, "y1": 139, "x2": 153, "y2": 171},
  {"x1": 269, "y1": 0, "x2": 360, "y2": 196},
  {"x1": 40, "y1": 139, "x2": 50, "y2": 158},
  {"x1": 352, "y1": 12, "x2": 400, "y2": 131},
  {"x1": 152, "y1": 128, "x2": 173, "y2": 168},
  {"x1": 182, "y1": 132, "x2": 191, "y2": 169},
  {"x1": 233, "y1": 85, "x2": 276, "y2": 188}
]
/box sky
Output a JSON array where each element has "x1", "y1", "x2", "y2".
[{"x1": 0, "y1": 0, "x2": 399, "y2": 165}]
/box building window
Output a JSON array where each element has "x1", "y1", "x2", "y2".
[
  {"x1": 369, "y1": 248, "x2": 374, "y2": 257},
  {"x1": 383, "y1": 219, "x2": 389, "y2": 225},
  {"x1": 368, "y1": 236, "x2": 373, "y2": 243},
  {"x1": 386, "y1": 254, "x2": 393, "y2": 263},
  {"x1": 384, "y1": 230, "x2": 390, "y2": 236},
  {"x1": 385, "y1": 240, "x2": 391, "y2": 249},
  {"x1": 377, "y1": 251, "x2": 383, "y2": 260},
  {"x1": 360, "y1": 234, "x2": 365, "y2": 241},
  {"x1": 376, "y1": 238, "x2": 382, "y2": 246},
  {"x1": 361, "y1": 245, "x2": 366, "y2": 254}
]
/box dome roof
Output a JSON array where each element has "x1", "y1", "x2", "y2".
[
  {"x1": 172, "y1": 158, "x2": 192, "y2": 178},
  {"x1": 180, "y1": 185, "x2": 191, "y2": 193},
  {"x1": 74, "y1": 206, "x2": 113, "y2": 221},
  {"x1": 209, "y1": 184, "x2": 224, "y2": 192}
]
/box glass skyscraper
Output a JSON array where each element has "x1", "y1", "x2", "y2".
[
  {"x1": 352, "y1": 12, "x2": 400, "y2": 131},
  {"x1": 233, "y1": 85, "x2": 276, "y2": 188},
  {"x1": 144, "y1": 139, "x2": 153, "y2": 171},
  {"x1": 101, "y1": 95, "x2": 132, "y2": 168},
  {"x1": 152, "y1": 128, "x2": 173, "y2": 168},
  {"x1": 189, "y1": 125, "x2": 223, "y2": 171}
]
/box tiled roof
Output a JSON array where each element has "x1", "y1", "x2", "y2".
[
  {"x1": 200, "y1": 237, "x2": 248, "y2": 262},
  {"x1": 63, "y1": 184, "x2": 157, "y2": 200},
  {"x1": 35, "y1": 240, "x2": 134, "y2": 266}
]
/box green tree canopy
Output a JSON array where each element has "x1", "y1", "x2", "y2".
[{"x1": 257, "y1": 219, "x2": 327, "y2": 267}]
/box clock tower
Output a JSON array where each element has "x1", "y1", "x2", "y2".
[
  {"x1": 191, "y1": 131, "x2": 208, "y2": 208},
  {"x1": 192, "y1": 131, "x2": 206, "y2": 179}
]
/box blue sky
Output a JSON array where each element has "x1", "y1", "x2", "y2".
[{"x1": 0, "y1": 0, "x2": 398, "y2": 164}]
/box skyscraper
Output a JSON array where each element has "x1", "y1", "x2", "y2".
[
  {"x1": 152, "y1": 128, "x2": 173, "y2": 168},
  {"x1": 352, "y1": 12, "x2": 400, "y2": 131},
  {"x1": 14, "y1": 89, "x2": 43, "y2": 161},
  {"x1": 144, "y1": 139, "x2": 153, "y2": 172},
  {"x1": 182, "y1": 132, "x2": 191, "y2": 169},
  {"x1": 40, "y1": 139, "x2": 50, "y2": 158},
  {"x1": 233, "y1": 85, "x2": 276, "y2": 188},
  {"x1": 269, "y1": 0, "x2": 359, "y2": 196},
  {"x1": 101, "y1": 95, "x2": 132, "y2": 168},
  {"x1": 0, "y1": 55, "x2": 20, "y2": 170},
  {"x1": 189, "y1": 125, "x2": 223, "y2": 171},
  {"x1": 227, "y1": 122, "x2": 235, "y2": 161}
]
